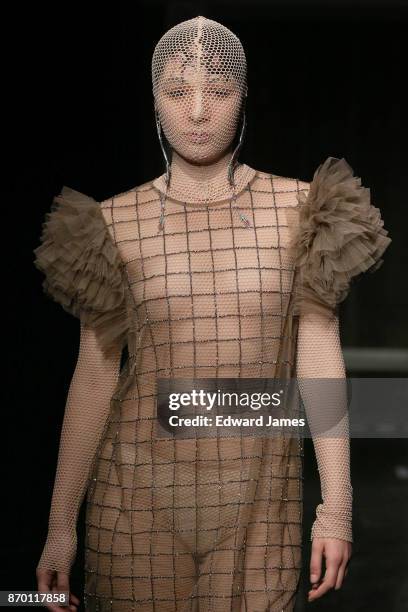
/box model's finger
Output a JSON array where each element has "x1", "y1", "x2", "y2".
[
  {"x1": 56, "y1": 572, "x2": 70, "y2": 598},
  {"x1": 335, "y1": 558, "x2": 348, "y2": 590},
  {"x1": 309, "y1": 540, "x2": 323, "y2": 584},
  {"x1": 37, "y1": 577, "x2": 60, "y2": 612},
  {"x1": 70, "y1": 592, "x2": 80, "y2": 605},
  {"x1": 53, "y1": 572, "x2": 77, "y2": 611},
  {"x1": 36, "y1": 588, "x2": 68, "y2": 612},
  {"x1": 37, "y1": 577, "x2": 51, "y2": 595},
  {"x1": 308, "y1": 552, "x2": 340, "y2": 601},
  {"x1": 55, "y1": 572, "x2": 80, "y2": 612}
]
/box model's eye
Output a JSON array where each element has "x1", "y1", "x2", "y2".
[
  {"x1": 205, "y1": 87, "x2": 232, "y2": 98},
  {"x1": 165, "y1": 89, "x2": 186, "y2": 98},
  {"x1": 212, "y1": 90, "x2": 232, "y2": 98}
]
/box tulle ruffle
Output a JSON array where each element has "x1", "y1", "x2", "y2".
[
  {"x1": 33, "y1": 186, "x2": 129, "y2": 355},
  {"x1": 290, "y1": 156, "x2": 392, "y2": 318}
]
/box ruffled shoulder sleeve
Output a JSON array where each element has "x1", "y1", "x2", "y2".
[
  {"x1": 33, "y1": 185, "x2": 129, "y2": 355},
  {"x1": 290, "y1": 156, "x2": 392, "y2": 318}
]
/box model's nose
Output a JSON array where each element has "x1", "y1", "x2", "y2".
[{"x1": 189, "y1": 88, "x2": 210, "y2": 122}]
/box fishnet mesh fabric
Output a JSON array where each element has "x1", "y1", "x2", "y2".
[
  {"x1": 35, "y1": 166, "x2": 360, "y2": 611},
  {"x1": 33, "y1": 15, "x2": 368, "y2": 612},
  {"x1": 296, "y1": 314, "x2": 353, "y2": 542},
  {"x1": 82, "y1": 173, "x2": 306, "y2": 612},
  {"x1": 36, "y1": 323, "x2": 123, "y2": 574},
  {"x1": 152, "y1": 16, "x2": 250, "y2": 205}
]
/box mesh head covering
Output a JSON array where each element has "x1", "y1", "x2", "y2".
[{"x1": 152, "y1": 16, "x2": 253, "y2": 209}]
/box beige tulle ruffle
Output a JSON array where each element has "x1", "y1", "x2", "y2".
[
  {"x1": 290, "y1": 156, "x2": 392, "y2": 318},
  {"x1": 33, "y1": 186, "x2": 129, "y2": 355}
]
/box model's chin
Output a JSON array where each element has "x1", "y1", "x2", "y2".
[{"x1": 172, "y1": 144, "x2": 233, "y2": 166}]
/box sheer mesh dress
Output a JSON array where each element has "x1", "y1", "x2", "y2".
[{"x1": 33, "y1": 157, "x2": 391, "y2": 611}]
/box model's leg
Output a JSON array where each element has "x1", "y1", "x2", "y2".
[
  {"x1": 239, "y1": 436, "x2": 303, "y2": 611},
  {"x1": 85, "y1": 506, "x2": 198, "y2": 611},
  {"x1": 172, "y1": 435, "x2": 263, "y2": 611},
  {"x1": 85, "y1": 442, "x2": 198, "y2": 611}
]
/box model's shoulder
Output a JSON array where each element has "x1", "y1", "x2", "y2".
[
  {"x1": 251, "y1": 168, "x2": 309, "y2": 207},
  {"x1": 100, "y1": 179, "x2": 156, "y2": 210}
]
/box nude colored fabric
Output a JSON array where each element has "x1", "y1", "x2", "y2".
[{"x1": 33, "y1": 156, "x2": 391, "y2": 610}]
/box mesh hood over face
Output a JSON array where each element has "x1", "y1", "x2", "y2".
[{"x1": 151, "y1": 16, "x2": 250, "y2": 203}]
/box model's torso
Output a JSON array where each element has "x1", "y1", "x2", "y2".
[
  {"x1": 95, "y1": 169, "x2": 307, "y2": 471},
  {"x1": 100, "y1": 168, "x2": 307, "y2": 381}
]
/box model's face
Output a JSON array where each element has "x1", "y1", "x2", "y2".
[{"x1": 155, "y1": 54, "x2": 244, "y2": 165}]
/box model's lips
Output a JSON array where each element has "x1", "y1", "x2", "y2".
[{"x1": 186, "y1": 132, "x2": 211, "y2": 143}]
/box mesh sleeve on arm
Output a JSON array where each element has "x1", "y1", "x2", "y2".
[
  {"x1": 33, "y1": 186, "x2": 129, "y2": 572},
  {"x1": 297, "y1": 313, "x2": 353, "y2": 542},
  {"x1": 291, "y1": 157, "x2": 392, "y2": 542},
  {"x1": 37, "y1": 323, "x2": 122, "y2": 573}
]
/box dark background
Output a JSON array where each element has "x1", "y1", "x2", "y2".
[{"x1": 4, "y1": 0, "x2": 408, "y2": 610}]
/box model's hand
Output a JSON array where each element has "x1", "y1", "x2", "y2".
[
  {"x1": 36, "y1": 568, "x2": 80, "y2": 612},
  {"x1": 308, "y1": 537, "x2": 352, "y2": 602}
]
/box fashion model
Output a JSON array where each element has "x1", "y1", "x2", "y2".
[{"x1": 34, "y1": 16, "x2": 391, "y2": 612}]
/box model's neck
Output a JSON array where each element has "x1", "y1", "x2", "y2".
[{"x1": 167, "y1": 149, "x2": 237, "y2": 203}]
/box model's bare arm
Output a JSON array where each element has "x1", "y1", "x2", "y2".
[
  {"x1": 36, "y1": 322, "x2": 122, "y2": 612},
  {"x1": 296, "y1": 311, "x2": 353, "y2": 603}
]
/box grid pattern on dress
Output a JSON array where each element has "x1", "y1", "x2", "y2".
[
  {"x1": 35, "y1": 154, "x2": 390, "y2": 611},
  {"x1": 83, "y1": 169, "x2": 306, "y2": 611}
]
